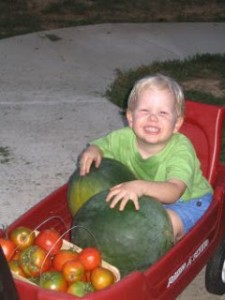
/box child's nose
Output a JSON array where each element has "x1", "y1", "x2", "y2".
[{"x1": 148, "y1": 113, "x2": 158, "y2": 121}]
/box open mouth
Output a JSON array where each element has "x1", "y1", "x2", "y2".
[{"x1": 144, "y1": 126, "x2": 160, "y2": 134}]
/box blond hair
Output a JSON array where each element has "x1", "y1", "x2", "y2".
[{"x1": 127, "y1": 74, "x2": 185, "y2": 117}]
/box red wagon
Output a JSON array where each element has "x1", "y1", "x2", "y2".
[{"x1": 1, "y1": 100, "x2": 225, "y2": 299}]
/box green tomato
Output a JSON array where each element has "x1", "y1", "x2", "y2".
[
  {"x1": 67, "y1": 281, "x2": 94, "y2": 297},
  {"x1": 40, "y1": 271, "x2": 67, "y2": 292},
  {"x1": 19, "y1": 245, "x2": 51, "y2": 277}
]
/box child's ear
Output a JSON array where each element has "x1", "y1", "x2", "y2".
[
  {"x1": 174, "y1": 116, "x2": 184, "y2": 133},
  {"x1": 126, "y1": 110, "x2": 133, "y2": 127}
]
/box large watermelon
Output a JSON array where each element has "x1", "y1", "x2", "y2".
[
  {"x1": 71, "y1": 190, "x2": 174, "y2": 277},
  {"x1": 67, "y1": 158, "x2": 136, "y2": 216}
]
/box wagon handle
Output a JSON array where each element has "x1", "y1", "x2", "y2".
[{"x1": 33, "y1": 215, "x2": 68, "y2": 233}]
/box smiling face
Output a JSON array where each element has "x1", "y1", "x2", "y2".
[{"x1": 126, "y1": 87, "x2": 184, "y2": 157}]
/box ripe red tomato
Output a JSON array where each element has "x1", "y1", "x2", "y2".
[
  {"x1": 53, "y1": 249, "x2": 78, "y2": 271},
  {"x1": 9, "y1": 260, "x2": 26, "y2": 277},
  {"x1": 35, "y1": 228, "x2": 63, "y2": 256},
  {"x1": 91, "y1": 267, "x2": 115, "y2": 290},
  {"x1": 67, "y1": 281, "x2": 94, "y2": 297},
  {"x1": 40, "y1": 271, "x2": 68, "y2": 292},
  {"x1": 0, "y1": 238, "x2": 16, "y2": 261},
  {"x1": 62, "y1": 260, "x2": 85, "y2": 283},
  {"x1": 10, "y1": 226, "x2": 35, "y2": 251},
  {"x1": 78, "y1": 247, "x2": 101, "y2": 271},
  {"x1": 19, "y1": 245, "x2": 52, "y2": 277}
]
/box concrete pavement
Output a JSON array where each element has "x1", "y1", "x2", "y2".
[{"x1": 0, "y1": 23, "x2": 225, "y2": 299}]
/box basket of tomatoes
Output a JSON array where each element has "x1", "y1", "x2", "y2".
[{"x1": 0, "y1": 226, "x2": 120, "y2": 298}]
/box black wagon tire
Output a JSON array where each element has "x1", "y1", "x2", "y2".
[{"x1": 205, "y1": 238, "x2": 225, "y2": 295}]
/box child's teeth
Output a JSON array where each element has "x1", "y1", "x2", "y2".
[{"x1": 146, "y1": 126, "x2": 159, "y2": 133}]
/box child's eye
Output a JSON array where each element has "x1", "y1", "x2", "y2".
[
  {"x1": 139, "y1": 109, "x2": 149, "y2": 113},
  {"x1": 159, "y1": 111, "x2": 168, "y2": 115}
]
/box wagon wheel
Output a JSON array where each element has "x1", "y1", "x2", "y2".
[{"x1": 205, "y1": 238, "x2": 225, "y2": 295}]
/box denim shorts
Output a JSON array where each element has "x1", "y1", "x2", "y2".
[{"x1": 164, "y1": 193, "x2": 213, "y2": 233}]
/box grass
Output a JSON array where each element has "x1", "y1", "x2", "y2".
[
  {"x1": 0, "y1": 0, "x2": 225, "y2": 39},
  {"x1": 0, "y1": 2, "x2": 41, "y2": 39},
  {"x1": 106, "y1": 53, "x2": 225, "y2": 109}
]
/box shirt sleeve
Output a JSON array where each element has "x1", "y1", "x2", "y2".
[
  {"x1": 90, "y1": 129, "x2": 124, "y2": 159},
  {"x1": 165, "y1": 138, "x2": 197, "y2": 190}
]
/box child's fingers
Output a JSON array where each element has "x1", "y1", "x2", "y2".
[
  {"x1": 94, "y1": 156, "x2": 102, "y2": 168},
  {"x1": 79, "y1": 157, "x2": 92, "y2": 175},
  {"x1": 108, "y1": 195, "x2": 123, "y2": 209},
  {"x1": 106, "y1": 190, "x2": 140, "y2": 211},
  {"x1": 105, "y1": 188, "x2": 120, "y2": 202},
  {"x1": 118, "y1": 196, "x2": 130, "y2": 211},
  {"x1": 80, "y1": 155, "x2": 102, "y2": 176},
  {"x1": 119, "y1": 196, "x2": 140, "y2": 211}
]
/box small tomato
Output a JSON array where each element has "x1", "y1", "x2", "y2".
[
  {"x1": 40, "y1": 271, "x2": 67, "y2": 292},
  {"x1": 35, "y1": 228, "x2": 63, "y2": 256},
  {"x1": 19, "y1": 245, "x2": 52, "y2": 277},
  {"x1": 10, "y1": 226, "x2": 35, "y2": 251},
  {"x1": 67, "y1": 281, "x2": 94, "y2": 297},
  {"x1": 91, "y1": 267, "x2": 115, "y2": 290},
  {"x1": 0, "y1": 238, "x2": 16, "y2": 261},
  {"x1": 9, "y1": 260, "x2": 26, "y2": 277},
  {"x1": 62, "y1": 260, "x2": 85, "y2": 283},
  {"x1": 53, "y1": 249, "x2": 78, "y2": 271},
  {"x1": 78, "y1": 247, "x2": 101, "y2": 271}
]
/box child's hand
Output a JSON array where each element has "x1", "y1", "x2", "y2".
[
  {"x1": 106, "y1": 180, "x2": 143, "y2": 211},
  {"x1": 79, "y1": 145, "x2": 102, "y2": 176}
]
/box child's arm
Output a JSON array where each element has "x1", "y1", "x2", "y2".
[
  {"x1": 106, "y1": 179, "x2": 186, "y2": 211},
  {"x1": 79, "y1": 145, "x2": 103, "y2": 176}
]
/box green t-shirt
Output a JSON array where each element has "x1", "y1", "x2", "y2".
[{"x1": 91, "y1": 127, "x2": 213, "y2": 201}]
